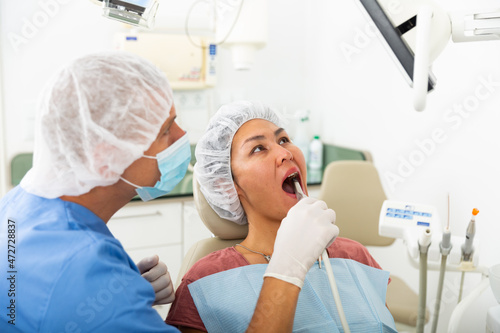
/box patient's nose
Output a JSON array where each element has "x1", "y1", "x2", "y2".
[{"x1": 276, "y1": 145, "x2": 293, "y2": 166}]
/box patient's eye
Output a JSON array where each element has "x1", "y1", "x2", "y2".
[
  {"x1": 251, "y1": 145, "x2": 264, "y2": 154},
  {"x1": 278, "y1": 137, "x2": 290, "y2": 145}
]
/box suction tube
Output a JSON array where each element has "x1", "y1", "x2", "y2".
[
  {"x1": 417, "y1": 227, "x2": 432, "y2": 333},
  {"x1": 431, "y1": 228, "x2": 452, "y2": 333},
  {"x1": 431, "y1": 197, "x2": 453, "y2": 333},
  {"x1": 293, "y1": 179, "x2": 350, "y2": 333}
]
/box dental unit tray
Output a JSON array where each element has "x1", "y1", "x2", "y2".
[{"x1": 379, "y1": 200, "x2": 480, "y2": 271}]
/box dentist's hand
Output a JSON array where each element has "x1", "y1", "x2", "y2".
[
  {"x1": 137, "y1": 255, "x2": 175, "y2": 305},
  {"x1": 264, "y1": 197, "x2": 338, "y2": 288}
]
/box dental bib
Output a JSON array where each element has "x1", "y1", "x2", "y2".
[{"x1": 189, "y1": 258, "x2": 397, "y2": 333}]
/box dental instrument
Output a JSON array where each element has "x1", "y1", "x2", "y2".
[
  {"x1": 291, "y1": 177, "x2": 322, "y2": 268},
  {"x1": 458, "y1": 208, "x2": 480, "y2": 302},
  {"x1": 461, "y1": 208, "x2": 479, "y2": 262},
  {"x1": 430, "y1": 195, "x2": 453, "y2": 333},
  {"x1": 292, "y1": 178, "x2": 350, "y2": 333}
]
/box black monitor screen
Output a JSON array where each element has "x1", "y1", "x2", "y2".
[{"x1": 359, "y1": 0, "x2": 435, "y2": 92}]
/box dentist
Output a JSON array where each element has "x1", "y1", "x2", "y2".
[{"x1": 0, "y1": 52, "x2": 186, "y2": 332}]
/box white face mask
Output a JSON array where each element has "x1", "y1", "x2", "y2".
[{"x1": 121, "y1": 132, "x2": 191, "y2": 201}]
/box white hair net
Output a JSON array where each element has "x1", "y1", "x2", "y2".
[
  {"x1": 21, "y1": 51, "x2": 173, "y2": 198},
  {"x1": 194, "y1": 101, "x2": 284, "y2": 225}
]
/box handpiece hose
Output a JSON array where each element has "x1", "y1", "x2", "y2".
[
  {"x1": 293, "y1": 179, "x2": 350, "y2": 333},
  {"x1": 431, "y1": 229, "x2": 452, "y2": 333},
  {"x1": 417, "y1": 228, "x2": 432, "y2": 333}
]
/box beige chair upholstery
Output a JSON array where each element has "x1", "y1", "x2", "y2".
[
  {"x1": 318, "y1": 160, "x2": 394, "y2": 246},
  {"x1": 175, "y1": 173, "x2": 248, "y2": 287},
  {"x1": 318, "y1": 160, "x2": 429, "y2": 328}
]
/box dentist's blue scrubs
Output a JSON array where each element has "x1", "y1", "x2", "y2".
[{"x1": 0, "y1": 186, "x2": 178, "y2": 332}]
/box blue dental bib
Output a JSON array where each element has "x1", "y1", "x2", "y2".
[{"x1": 189, "y1": 258, "x2": 397, "y2": 333}]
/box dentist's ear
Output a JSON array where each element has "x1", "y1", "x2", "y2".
[{"x1": 92, "y1": 142, "x2": 124, "y2": 178}]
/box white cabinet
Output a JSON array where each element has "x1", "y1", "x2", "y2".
[
  {"x1": 108, "y1": 200, "x2": 182, "y2": 250},
  {"x1": 107, "y1": 197, "x2": 212, "y2": 319}
]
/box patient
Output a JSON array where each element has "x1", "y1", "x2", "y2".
[{"x1": 166, "y1": 101, "x2": 395, "y2": 332}]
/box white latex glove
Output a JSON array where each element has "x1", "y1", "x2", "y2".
[
  {"x1": 264, "y1": 197, "x2": 339, "y2": 289},
  {"x1": 137, "y1": 255, "x2": 175, "y2": 305}
]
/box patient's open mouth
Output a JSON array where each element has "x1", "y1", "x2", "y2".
[{"x1": 282, "y1": 172, "x2": 300, "y2": 194}]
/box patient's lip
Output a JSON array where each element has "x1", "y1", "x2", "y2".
[{"x1": 282, "y1": 167, "x2": 300, "y2": 184}]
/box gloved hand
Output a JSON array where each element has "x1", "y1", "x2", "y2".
[
  {"x1": 137, "y1": 255, "x2": 175, "y2": 305},
  {"x1": 264, "y1": 197, "x2": 338, "y2": 289}
]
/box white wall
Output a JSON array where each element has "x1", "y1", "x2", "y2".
[
  {"x1": 214, "y1": 0, "x2": 307, "y2": 111},
  {"x1": 304, "y1": 1, "x2": 500, "y2": 332}
]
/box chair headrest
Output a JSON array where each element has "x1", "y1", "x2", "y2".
[
  {"x1": 192, "y1": 172, "x2": 248, "y2": 240},
  {"x1": 319, "y1": 160, "x2": 394, "y2": 247}
]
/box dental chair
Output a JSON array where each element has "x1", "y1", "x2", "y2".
[
  {"x1": 178, "y1": 164, "x2": 428, "y2": 330},
  {"x1": 175, "y1": 172, "x2": 248, "y2": 288},
  {"x1": 318, "y1": 160, "x2": 429, "y2": 331}
]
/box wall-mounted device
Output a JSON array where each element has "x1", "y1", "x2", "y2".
[{"x1": 115, "y1": 32, "x2": 216, "y2": 90}]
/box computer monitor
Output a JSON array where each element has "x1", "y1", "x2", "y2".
[{"x1": 358, "y1": 0, "x2": 436, "y2": 92}]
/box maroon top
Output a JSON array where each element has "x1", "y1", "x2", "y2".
[{"x1": 166, "y1": 237, "x2": 386, "y2": 332}]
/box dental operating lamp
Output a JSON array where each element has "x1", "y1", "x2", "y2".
[
  {"x1": 91, "y1": 0, "x2": 268, "y2": 70},
  {"x1": 358, "y1": 0, "x2": 500, "y2": 111},
  {"x1": 91, "y1": 0, "x2": 160, "y2": 29}
]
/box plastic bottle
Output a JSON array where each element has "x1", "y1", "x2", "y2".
[
  {"x1": 308, "y1": 135, "x2": 323, "y2": 183},
  {"x1": 293, "y1": 112, "x2": 310, "y2": 166},
  {"x1": 309, "y1": 135, "x2": 323, "y2": 169}
]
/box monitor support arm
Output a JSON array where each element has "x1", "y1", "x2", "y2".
[{"x1": 450, "y1": 8, "x2": 500, "y2": 43}]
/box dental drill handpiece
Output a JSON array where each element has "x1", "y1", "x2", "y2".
[
  {"x1": 461, "y1": 208, "x2": 479, "y2": 262},
  {"x1": 292, "y1": 179, "x2": 322, "y2": 268}
]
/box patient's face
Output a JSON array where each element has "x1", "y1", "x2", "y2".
[{"x1": 231, "y1": 119, "x2": 307, "y2": 222}]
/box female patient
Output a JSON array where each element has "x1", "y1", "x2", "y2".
[{"x1": 166, "y1": 101, "x2": 396, "y2": 332}]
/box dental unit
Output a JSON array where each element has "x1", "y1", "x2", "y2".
[{"x1": 380, "y1": 200, "x2": 490, "y2": 332}]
